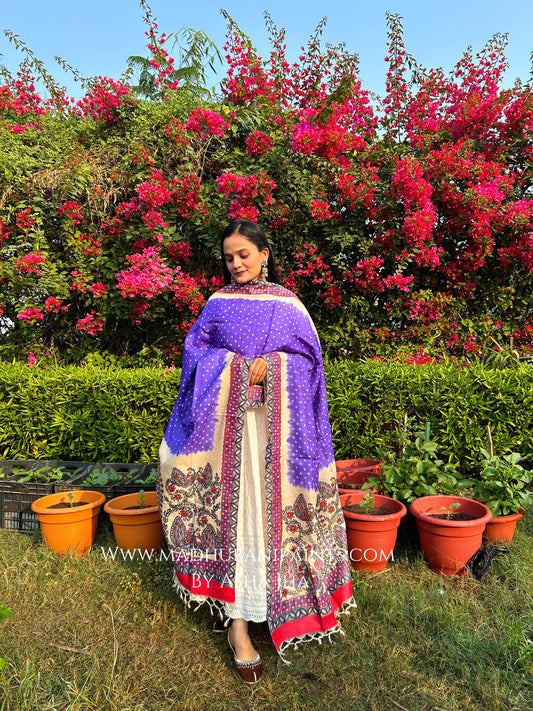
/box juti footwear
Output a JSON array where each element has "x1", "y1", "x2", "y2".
[
  {"x1": 211, "y1": 615, "x2": 229, "y2": 632},
  {"x1": 227, "y1": 628, "x2": 263, "y2": 684}
]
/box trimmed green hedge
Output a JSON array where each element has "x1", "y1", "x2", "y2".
[
  {"x1": 0, "y1": 363, "x2": 181, "y2": 463},
  {"x1": 328, "y1": 361, "x2": 533, "y2": 471},
  {"x1": 1, "y1": 362, "x2": 533, "y2": 470}
]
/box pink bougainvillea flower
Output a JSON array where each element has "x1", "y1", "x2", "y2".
[
  {"x1": 290, "y1": 121, "x2": 322, "y2": 155},
  {"x1": 16, "y1": 251, "x2": 45, "y2": 275},
  {"x1": 184, "y1": 107, "x2": 230, "y2": 139},
  {"x1": 15, "y1": 209, "x2": 36, "y2": 231},
  {"x1": 76, "y1": 311, "x2": 104, "y2": 336},
  {"x1": 89, "y1": 282, "x2": 107, "y2": 297},
  {"x1": 310, "y1": 199, "x2": 339, "y2": 221},
  {"x1": 44, "y1": 296, "x2": 64, "y2": 313},
  {"x1": 383, "y1": 274, "x2": 415, "y2": 292},
  {"x1": 17, "y1": 308, "x2": 44, "y2": 323},
  {"x1": 57, "y1": 201, "x2": 84, "y2": 224},
  {"x1": 73, "y1": 76, "x2": 133, "y2": 124},
  {"x1": 168, "y1": 242, "x2": 192, "y2": 263},
  {"x1": 116, "y1": 246, "x2": 174, "y2": 299},
  {"x1": 245, "y1": 130, "x2": 274, "y2": 155}
]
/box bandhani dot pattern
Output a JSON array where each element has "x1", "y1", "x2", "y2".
[{"x1": 158, "y1": 280, "x2": 354, "y2": 654}]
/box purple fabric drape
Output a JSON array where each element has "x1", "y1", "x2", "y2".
[{"x1": 158, "y1": 281, "x2": 354, "y2": 654}]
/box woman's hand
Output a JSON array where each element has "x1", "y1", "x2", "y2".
[{"x1": 249, "y1": 357, "x2": 267, "y2": 385}]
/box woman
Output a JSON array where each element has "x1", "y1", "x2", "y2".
[{"x1": 158, "y1": 220, "x2": 354, "y2": 683}]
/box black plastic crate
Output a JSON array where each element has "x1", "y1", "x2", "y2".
[
  {"x1": 54, "y1": 469, "x2": 115, "y2": 501},
  {"x1": 83, "y1": 462, "x2": 140, "y2": 495},
  {"x1": 0, "y1": 460, "x2": 90, "y2": 484},
  {"x1": 0, "y1": 460, "x2": 37, "y2": 478},
  {"x1": 31, "y1": 460, "x2": 92, "y2": 482},
  {"x1": 0, "y1": 480, "x2": 54, "y2": 532},
  {"x1": 54, "y1": 462, "x2": 141, "y2": 501},
  {"x1": 113, "y1": 463, "x2": 158, "y2": 498}
]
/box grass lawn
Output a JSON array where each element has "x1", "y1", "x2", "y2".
[{"x1": 1, "y1": 513, "x2": 532, "y2": 711}]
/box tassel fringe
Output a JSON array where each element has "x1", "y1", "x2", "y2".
[
  {"x1": 337, "y1": 596, "x2": 358, "y2": 616},
  {"x1": 172, "y1": 572, "x2": 228, "y2": 618},
  {"x1": 276, "y1": 596, "x2": 357, "y2": 665},
  {"x1": 172, "y1": 571, "x2": 357, "y2": 666}
]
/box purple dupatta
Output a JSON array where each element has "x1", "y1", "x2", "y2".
[{"x1": 158, "y1": 281, "x2": 354, "y2": 656}]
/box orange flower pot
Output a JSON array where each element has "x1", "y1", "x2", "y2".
[
  {"x1": 336, "y1": 459, "x2": 382, "y2": 495},
  {"x1": 31, "y1": 490, "x2": 105, "y2": 557},
  {"x1": 340, "y1": 490, "x2": 407, "y2": 572},
  {"x1": 104, "y1": 491, "x2": 165, "y2": 553},
  {"x1": 410, "y1": 495, "x2": 492, "y2": 577},
  {"x1": 483, "y1": 507, "x2": 525, "y2": 544}
]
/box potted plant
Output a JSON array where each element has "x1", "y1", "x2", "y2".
[
  {"x1": 336, "y1": 458, "x2": 382, "y2": 495},
  {"x1": 361, "y1": 429, "x2": 475, "y2": 543},
  {"x1": 339, "y1": 489, "x2": 407, "y2": 572},
  {"x1": 362, "y1": 431, "x2": 473, "y2": 506},
  {"x1": 410, "y1": 495, "x2": 492, "y2": 577},
  {"x1": 31, "y1": 490, "x2": 106, "y2": 556},
  {"x1": 473, "y1": 447, "x2": 532, "y2": 543},
  {"x1": 104, "y1": 490, "x2": 165, "y2": 553},
  {"x1": 0, "y1": 461, "x2": 90, "y2": 532}
]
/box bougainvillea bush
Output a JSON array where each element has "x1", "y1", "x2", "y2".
[{"x1": 1, "y1": 7, "x2": 533, "y2": 365}]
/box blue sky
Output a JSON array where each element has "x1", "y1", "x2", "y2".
[{"x1": 1, "y1": 0, "x2": 532, "y2": 98}]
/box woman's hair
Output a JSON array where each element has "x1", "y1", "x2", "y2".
[{"x1": 220, "y1": 220, "x2": 279, "y2": 285}]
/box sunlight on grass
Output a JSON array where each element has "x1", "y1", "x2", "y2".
[{"x1": 1, "y1": 516, "x2": 532, "y2": 710}]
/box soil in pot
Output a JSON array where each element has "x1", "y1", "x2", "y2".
[
  {"x1": 429, "y1": 513, "x2": 477, "y2": 521},
  {"x1": 47, "y1": 501, "x2": 90, "y2": 509},
  {"x1": 343, "y1": 504, "x2": 393, "y2": 516}
]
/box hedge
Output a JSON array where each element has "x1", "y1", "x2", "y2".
[
  {"x1": 327, "y1": 361, "x2": 533, "y2": 472},
  {"x1": 1, "y1": 362, "x2": 533, "y2": 472},
  {"x1": 0, "y1": 363, "x2": 180, "y2": 463}
]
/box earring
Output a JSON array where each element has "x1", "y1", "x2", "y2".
[{"x1": 261, "y1": 259, "x2": 268, "y2": 280}]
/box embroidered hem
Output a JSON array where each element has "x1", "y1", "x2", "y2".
[{"x1": 224, "y1": 605, "x2": 267, "y2": 623}]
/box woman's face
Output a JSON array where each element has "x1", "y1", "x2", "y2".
[{"x1": 223, "y1": 232, "x2": 269, "y2": 284}]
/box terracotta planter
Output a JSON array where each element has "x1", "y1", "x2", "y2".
[
  {"x1": 31, "y1": 490, "x2": 105, "y2": 556},
  {"x1": 483, "y1": 507, "x2": 525, "y2": 544},
  {"x1": 410, "y1": 495, "x2": 492, "y2": 577},
  {"x1": 340, "y1": 490, "x2": 407, "y2": 572},
  {"x1": 336, "y1": 459, "x2": 382, "y2": 495},
  {"x1": 104, "y1": 491, "x2": 165, "y2": 553}
]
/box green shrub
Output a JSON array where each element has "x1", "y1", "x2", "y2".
[
  {"x1": 327, "y1": 361, "x2": 533, "y2": 472},
  {"x1": 80, "y1": 466, "x2": 140, "y2": 486},
  {"x1": 2, "y1": 361, "x2": 533, "y2": 469},
  {"x1": 0, "y1": 362, "x2": 180, "y2": 462},
  {"x1": 472, "y1": 449, "x2": 533, "y2": 516},
  {"x1": 360, "y1": 431, "x2": 474, "y2": 505}
]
